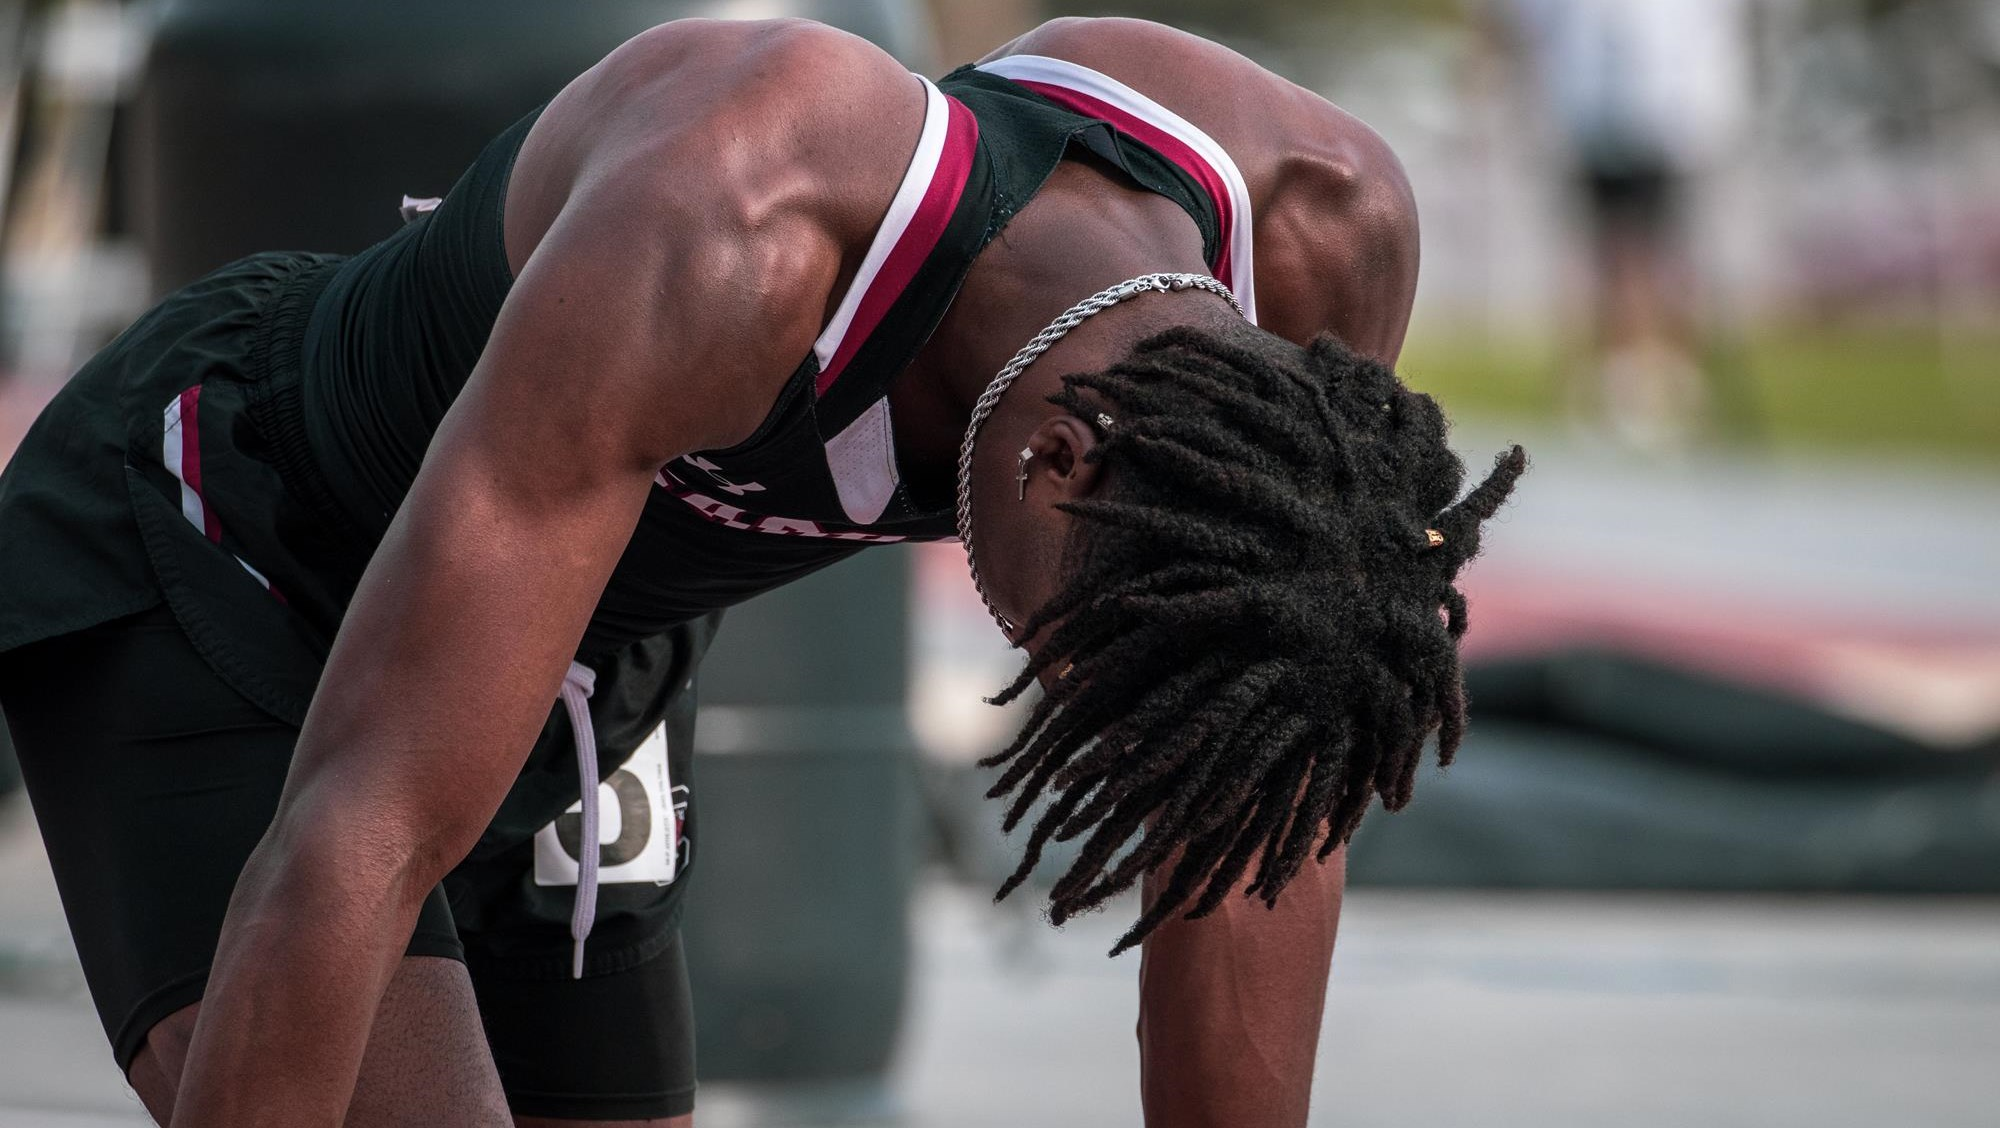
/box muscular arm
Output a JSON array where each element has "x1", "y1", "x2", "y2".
[
  {"x1": 996, "y1": 19, "x2": 1421, "y2": 1127},
  {"x1": 1133, "y1": 134, "x2": 1409, "y2": 1118},
  {"x1": 1138, "y1": 849, "x2": 1346, "y2": 1128},
  {"x1": 166, "y1": 23, "x2": 914, "y2": 1125},
  {"x1": 1130, "y1": 133, "x2": 1412, "y2": 1126},
  {"x1": 1131, "y1": 145, "x2": 1412, "y2": 1128}
]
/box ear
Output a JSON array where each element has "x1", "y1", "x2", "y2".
[{"x1": 1025, "y1": 413, "x2": 1107, "y2": 502}]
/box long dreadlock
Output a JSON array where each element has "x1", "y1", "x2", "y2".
[{"x1": 981, "y1": 322, "x2": 1527, "y2": 955}]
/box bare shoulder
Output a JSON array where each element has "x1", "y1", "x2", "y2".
[
  {"x1": 989, "y1": 17, "x2": 1418, "y2": 357},
  {"x1": 488, "y1": 19, "x2": 928, "y2": 453},
  {"x1": 510, "y1": 19, "x2": 924, "y2": 272},
  {"x1": 985, "y1": 17, "x2": 1392, "y2": 181},
  {"x1": 984, "y1": 16, "x2": 1277, "y2": 99}
]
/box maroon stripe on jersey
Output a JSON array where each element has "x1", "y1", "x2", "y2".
[
  {"x1": 178, "y1": 386, "x2": 222, "y2": 543},
  {"x1": 1009, "y1": 79, "x2": 1235, "y2": 291},
  {"x1": 814, "y1": 93, "x2": 980, "y2": 397},
  {"x1": 165, "y1": 386, "x2": 287, "y2": 602}
]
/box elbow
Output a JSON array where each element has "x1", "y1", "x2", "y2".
[{"x1": 258, "y1": 784, "x2": 472, "y2": 920}]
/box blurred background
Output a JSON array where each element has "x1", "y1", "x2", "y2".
[{"x1": 1, "y1": 0, "x2": 1996, "y2": 1125}]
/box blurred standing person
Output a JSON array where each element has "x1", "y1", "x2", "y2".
[{"x1": 1499, "y1": 0, "x2": 1753, "y2": 449}]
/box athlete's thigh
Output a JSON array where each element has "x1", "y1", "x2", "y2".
[
  {"x1": 463, "y1": 927, "x2": 699, "y2": 1124},
  {"x1": 0, "y1": 607, "x2": 479, "y2": 1118},
  {"x1": 450, "y1": 637, "x2": 706, "y2": 1125},
  {"x1": 127, "y1": 955, "x2": 512, "y2": 1126}
]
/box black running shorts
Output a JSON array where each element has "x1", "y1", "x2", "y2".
[{"x1": 0, "y1": 607, "x2": 702, "y2": 1120}]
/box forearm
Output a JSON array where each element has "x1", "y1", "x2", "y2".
[
  {"x1": 1137, "y1": 847, "x2": 1346, "y2": 1128},
  {"x1": 168, "y1": 812, "x2": 435, "y2": 1127}
]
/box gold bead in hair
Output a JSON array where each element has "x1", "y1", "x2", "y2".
[{"x1": 1424, "y1": 528, "x2": 1445, "y2": 549}]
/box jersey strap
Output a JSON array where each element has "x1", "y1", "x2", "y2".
[
  {"x1": 812, "y1": 76, "x2": 980, "y2": 396},
  {"x1": 975, "y1": 54, "x2": 1258, "y2": 323},
  {"x1": 812, "y1": 74, "x2": 981, "y2": 524}
]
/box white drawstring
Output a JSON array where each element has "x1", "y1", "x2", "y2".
[{"x1": 558, "y1": 661, "x2": 598, "y2": 979}]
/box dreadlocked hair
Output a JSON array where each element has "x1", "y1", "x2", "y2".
[{"x1": 980, "y1": 322, "x2": 1526, "y2": 956}]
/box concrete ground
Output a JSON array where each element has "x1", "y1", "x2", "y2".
[{"x1": 3, "y1": 799, "x2": 1996, "y2": 1128}]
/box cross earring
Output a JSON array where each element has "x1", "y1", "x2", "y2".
[{"x1": 1016, "y1": 446, "x2": 1033, "y2": 500}]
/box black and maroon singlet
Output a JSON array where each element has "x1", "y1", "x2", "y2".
[{"x1": 307, "y1": 56, "x2": 1260, "y2": 653}]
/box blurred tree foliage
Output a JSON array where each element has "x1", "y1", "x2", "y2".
[{"x1": 1399, "y1": 324, "x2": 2000, "y2": 463}]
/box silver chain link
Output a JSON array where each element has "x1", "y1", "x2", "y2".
[{"x1": 954, "y1": 272, "x2": 1245, "y2": 641}]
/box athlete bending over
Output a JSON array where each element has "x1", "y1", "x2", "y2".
[{"x1": 0, "y1": 16, "x2": 1522, "y2": 1127}]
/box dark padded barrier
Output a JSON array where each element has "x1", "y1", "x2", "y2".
[
  {"x1": 0, "y1": 716, "x2": 16, "y2": 798},
  {"x1": 686, "y1": 549, "x2": 921, "y2": 1082},
  {"x1": 1349, "y1": 649, "x2": 2000, "y2": 890},
  {"x1": 130, "y1": 0, "x2": 929, "y2": 293}
]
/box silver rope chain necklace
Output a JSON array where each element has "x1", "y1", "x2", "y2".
[{"x1": 954, "y1": 272, "x2": 1245, "y2": 642}]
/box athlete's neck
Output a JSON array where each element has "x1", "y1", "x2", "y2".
[{"x1": 892, "y1": 157, "x2": 1211, "y2": 482}]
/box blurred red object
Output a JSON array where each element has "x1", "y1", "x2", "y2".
[{"x1": 1464, "y1": 567, "x2": 2000, "y2": 746}]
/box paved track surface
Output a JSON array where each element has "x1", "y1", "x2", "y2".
[
  {"x1": 5, "y1": 804, "x2": 1997, "y2": 1127},
  {"x1": 5, "y1": 403, "x2": 1999, "y2": 1124}
]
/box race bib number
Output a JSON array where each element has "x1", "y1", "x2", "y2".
[{"x1": 533, "y1": 722, "x2": 686, "y2": 887}]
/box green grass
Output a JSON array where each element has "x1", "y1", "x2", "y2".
[{"x1": 1397, "y1": 324, "x2": 2000, "y2": 463}]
